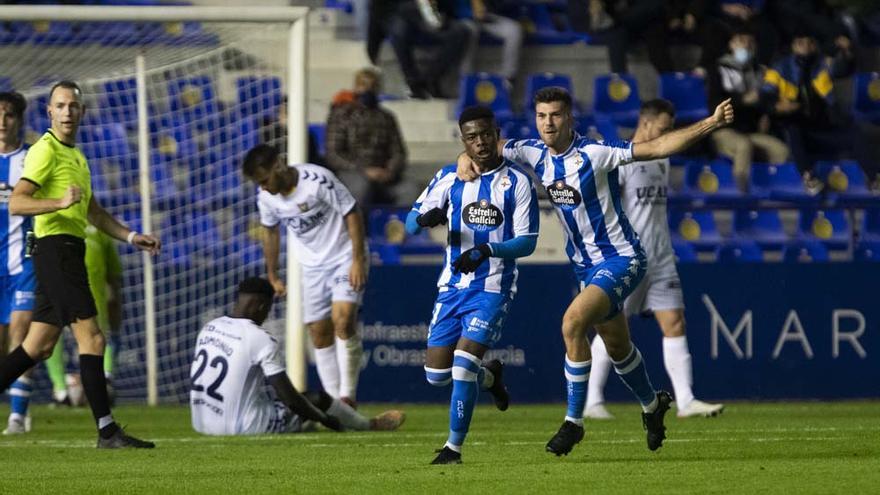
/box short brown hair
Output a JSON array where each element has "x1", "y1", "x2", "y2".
[
  {"x1": 533, "y1": 87, "x2": 572, "y2": 111},
  {"x1": 0, "y1": 91, "x2": 26, "y2": 119},
  {"x1": 49, "y1": 80, "x2": 82, "y2": 101}
]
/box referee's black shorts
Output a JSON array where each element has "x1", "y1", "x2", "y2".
[{"x1": 31, "y1": 234, "x2": 97, "y2": 327}]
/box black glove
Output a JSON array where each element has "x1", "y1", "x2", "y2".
[
  {"x1": 321, "y1": 414, "x2": 343, "y2": 432},
  {"x1": 416, "y1": 207, "x2": 447, "y2": 228},
  {"x1": 452, "y1": 244, "x2": 491, "y2": 274}
]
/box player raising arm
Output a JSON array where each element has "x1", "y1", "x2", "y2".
[
  {"x1": 457, "y1": 88, "x2": 733, "y2": 456},
  {"x1": 408, "y1": 106, "x2": 539, "y2": 464},
  {"x1": 191, "y1": 277, "x2": 404, "y2": 435},
  {"x1": 242, "y1": 144, "x2": 366, "y2": 407}
]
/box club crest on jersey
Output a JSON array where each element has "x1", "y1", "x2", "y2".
[
  {"x1": 546, "y1": 180, "x2": 582, "y2": 210},
  {"x1": 498, "y1": 175, "x2": 512, "y2": 191},
  {"x1": 297, "y1": 203, "x2": 310, "y2": 213},
  {"x1": 462, "y1": 199, "x2": 503, "y2": 232}
]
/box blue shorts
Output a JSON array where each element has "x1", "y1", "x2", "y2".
[
  {"x1": 573, "y1": 253, "x2": 647, "y2": 320},
  {"x1": 427, "y1": 289, "x2": 512, "y2": 348},
  {"x1": 0, "y1": 265, "x2": 36, "y2": 324}
]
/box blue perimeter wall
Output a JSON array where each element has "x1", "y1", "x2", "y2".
[{"x1": 308, "y1": 263, "x2": 880, "y2": 403}]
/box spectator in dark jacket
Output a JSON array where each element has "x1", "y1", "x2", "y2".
[
  {"x1": 325, "y1": 68, "x2": 419, "y2": 208},
  {"x1": 708, "y1": 29, "x2": 788, "y2": 191}
]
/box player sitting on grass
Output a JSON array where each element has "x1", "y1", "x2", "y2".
[
  {"x1": 190, "y1": 277, "x2": 404, "y2": 435},
  {"x1": 407, "y1": 105, "x2": 539, "y2": 464}
]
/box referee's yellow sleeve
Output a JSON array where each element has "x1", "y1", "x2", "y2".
[{"x1": 21, "y1": 140, "x2": 55, "y2": 187}]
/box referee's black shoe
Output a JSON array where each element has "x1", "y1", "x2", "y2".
[
  {"x1": 642, "y1": 390, "x2": 673, "y2": 451},
  {"x1": 483, "y1": 359, "x2": 509, "y2": 411},
  {"x1": 97, "y1": 427, "x2": 155, "y2": 449},
  {"x1": 545, "y1": 420, "x2": 584, "y2": 456}
]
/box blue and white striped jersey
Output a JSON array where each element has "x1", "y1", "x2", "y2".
[
  {"x1": 0, "y1": 147, "x2": 32, "y2": 277},
  {"x1": 503, "y1": 134, "x2": 643, "y2": 269},
  {"x1": 412, "y1": 162, "x2": 539, "y2": 295}
]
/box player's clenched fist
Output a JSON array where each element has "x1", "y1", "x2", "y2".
[
  {"x1": 712, "y1": 98, "x2": 735, "y2": 127},
  {"x1": 268, "y1": 276, "x2": 286, "y2": 297},
  {"x1": 416, "y1": 207, "x2": 447, "y2": 228}
]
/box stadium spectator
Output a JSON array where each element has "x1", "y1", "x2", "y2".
[
  {"x1": 242, "y1": 144, "x2": 367, "y2": 408},
  {"x1": 709, "y1": 29, "x2": 789, "y2": 191},
  {"x1": 578, "y1": 0, "x2": 716, "y2": 74},
  {"x1": 190, "y1": 277, "x2": 404, "y2": 436},
  {"x1": 457, "y1": 0, "x2": 524, "y2": 87},
  {"x1": 325, "y1": 68, "x2": 418, "y2": 209},
  {"x1": 0, "y1": 91, "x2": 36, "y2": 435},
  {"x1": 1, "y1": 81, "x2": 160, "y2": 448},
  {"x1": 762, "y1": 31, "x2": 880, "y2": 193},
  {"x1": 259, "y1": 96, "x2": 323, "y2": 166},
  {"x1": 406, "y1": 105, "x2": 538, "y2": 464},
  {"x1": 585, "y1": 99, "x2": 724, "y2": 420},
  {"x1": 699, "y1": 1, "x2": 777, "y2": 69},
  {"x1": 367, "y1": 0, "x2": 471, "y2": 99}
]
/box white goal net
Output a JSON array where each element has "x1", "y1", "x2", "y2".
[{"x1": 0, "y1": 6, "x2": 309, "y2": 404}]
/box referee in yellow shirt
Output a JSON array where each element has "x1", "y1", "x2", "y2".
[{"x1": 2, "y1": 81, "x2": 160, "y2": 448}]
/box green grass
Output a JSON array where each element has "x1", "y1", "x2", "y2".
[{"x1": 1, "y1": 401, "x2": 879, "y2": 494}]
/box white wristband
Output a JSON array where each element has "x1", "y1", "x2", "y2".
[{"x1": 126, "y1": 231, "x2": 137, "y2": 244}]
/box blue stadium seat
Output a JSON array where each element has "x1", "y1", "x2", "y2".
[
  {"x1": 782, "y1": 240, "x2": 830, "y2": 263},
  {"x1": 854, "y1": 241, "x2": 880, "y2": 261},
  {"x1": 0, "y1": 22, "x2": 34, "y2": 45},
  {"x1": 517, "y1": 3, "x2": 583, "y2": 45},
  {"x1": 852, "y1": 72, "x2": 880, "y2": 124},
  {"x1": 798, "y1": 209, "x2": 850, "y2": 250},
  {"x1": 750, "y1": 162, "x2": 815, "y2": 203},
  {"x1": 862, "y1": 209, "x2": 880, "y2": 242},
  {"x1": 668, "y1": 209, "x2": 722, "y2": 251},
  {"x1": 324, "y1": 0, "x2": 354, "y2": 14},
  {"x1": 168, "y1": 76, "x2": 218, "y2": 124},
  {"x1": 151, "y1": 115, "x2": 198, "y2": 163},
  {"x1": 733, "y1": 209, "x2": 788, "y2": 249},
  {"x1": 814, "y1": 160, "x2": 872, "y2": 202},
  {"x1": 576, "y1": 114, "x2": 619, "y2": 141},
  {"x1": 162, "y1": 210, "x2": 222, "y2": 258},
  {"x1": 367, "y1": 207, "x2": 445, "y2": 265},
  {"x1": 659, "y1": 72, "x2": 709, "y2": 123},
  {"x1": 500, "y1": 117, "x2": 537, "y2": 140},
  {"x1": 31, "y1": 21, "x2": 75, "y2": 46},
  {"x1": 593, "y1": 74, "x2": 640, "y2": 127},
  {"x1": 236, "y1": 76, "x2": 282, "y2": 120},
  {"x1": 715, "y1": 240, "x2": 763, "y2": 263},
  {"x1": 682, "y1": 159, "x2": 743, "y2": 205},
  {"x1": 672, "y1": 240, "x2": 698, "y2": 263},
  {"x1": 0, "y1": 77, "x2": 12, "y2": 91},
  {"x1": 456, "y1": 73, "x2": 514, "y2": 122},
  {"x1": 523, "y1": 72, "x2": 575, "y2": 112}
]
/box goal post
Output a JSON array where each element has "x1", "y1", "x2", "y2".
[{"x1": 0, "y1": 5, "x2": 311, "y2": 404}]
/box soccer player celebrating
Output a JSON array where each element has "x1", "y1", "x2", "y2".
[
  {"x1": 0, "y1": 91, "x2": 36, "y2": 435},
  {"x1": 242, "y1": 144, "x2": 367, "y2": 406},
  {"x1": 190, "y1": 277, "x2": 404, "y2": 435},
  {"x1": 408, "y1": 106, "x2": 539, "y2": 465},
  {"x1": 1, "y1": 81, "x2": 160, "y2": 448},
  {"x1": 458, "y1": 88, "x2": 733, "y2": 455},
  {"x1": 584, "y1": 100, "x2": 724, "y2": 420}
]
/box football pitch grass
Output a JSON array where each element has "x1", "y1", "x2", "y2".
[{"x1": 1, "y1": 401, "x2": 878, "y2": 494}]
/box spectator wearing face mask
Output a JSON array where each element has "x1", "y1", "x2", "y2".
[
  {"x1": 325, "y1": 68, "x2": 419, "y2": 209},
  {"x1": 708, "y1": 28, "x2": 789, "y2": 192},
  {"x1": 762, "y1": 30, "x2": 880, "y2": 194}
]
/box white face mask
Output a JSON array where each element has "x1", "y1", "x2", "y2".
[{"x1": 733, "y1": 47, "x2": 752, "y2": 64}]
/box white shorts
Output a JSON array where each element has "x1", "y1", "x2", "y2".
[
  {"x1": 266, "y1": 401, "x2": 304, "y2": 434},
  {"x1": 301, "y1": 259, "x2": 365, "y2": 324},
  {"x1": 623, "y1": 271, "x2": 685, "y2": 317}
]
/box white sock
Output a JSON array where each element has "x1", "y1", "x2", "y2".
[
  {"x1": 586, "y1": 337, "x2": 612, "y2": 410},
  {"x1": 314, "y1": 345, "x2": 341, "y2": 398},
  {"x1": 98, "y1": 414, "x2": 115, "y2": 430},
  {"x1": 335, "y1": 336, "x2": 363, "y2": 400},
  {"x1": 327, "y1": 398, "x2": 369, "y2": 431},
  {"x1": 479, "y1": 367, "x2": 494, "y2": 389},
  {"x1": 444, "y1": 441, "x2": 461, "y2": 453},
  {"x1": 663, "y1": 336, "x2": 694, "y2": 409}
]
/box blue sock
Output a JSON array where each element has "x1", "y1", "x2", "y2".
[
  {"x1": 9, "y1": 376, "x2": 33, "y2": 417},
  {"x1": 613, "y1": 343, "x2": 657, "y2": 411},
  {"x1": 564, "y1": 356, "x2": 591, "y2": 425},
  {"x1": 446, "y1": 350, "x2": 481, "y2": 452},
  {"x1": 424, "y1": 366, "x2": 452, "y2": 387}
]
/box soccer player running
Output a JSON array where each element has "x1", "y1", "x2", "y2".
[
  {"x1": 0, "y1": 91, "x2": 36, "y2": 435},
  {"x1": 584, "y1": 100, "x2": 724, "y2": 420},
  {"x1": 458, "y1": 87, "x2": 733, "y2": 455},
  {"x1": 242, "y1": 144, "x2": 367, "y2": 407},
  {"x1": 0, "y1": 81, "x2": 161, "y2": 448},
  {"x1": 408, "y1": 106, "x2": 539, "y2": 465},
  {"x1": 190, "y1": 277, "x2": 404, "y2": 435}
]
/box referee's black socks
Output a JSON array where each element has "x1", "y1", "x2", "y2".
[
  {"x1": 0, "y1": 346, "x2": 36, "y2": 392},
  {"x1": 80, "y1": 354, "x2": 119, "y2": 438}
]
